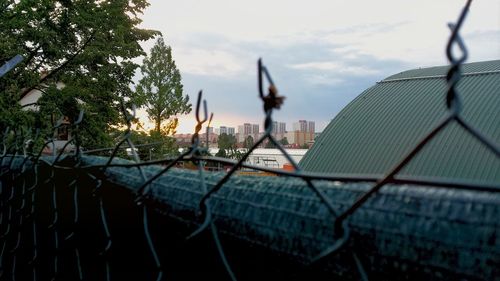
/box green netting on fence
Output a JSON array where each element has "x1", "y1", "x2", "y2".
[{"x1": 1, "y1": 155, "x2": 498, "y2": 280}]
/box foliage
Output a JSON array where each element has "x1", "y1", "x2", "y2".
[
  {"x1": 243, "y1": 135, "x2": 254, "y2": 149},
  {"x1": 215, "y1": 147, "x2": 227, "y2": 158},
  {"x1": 217, "y1": 133, "x2": 236, "y2": 150},
  {"x1": 0, "y1": 0, "x2": 159, "y2": 148},
  {"x1": 230, "y1": 149, "x2": 246, "y2": 161},
  {"x1": 134, "y1": 36, "x2": 191, "y2": 134},
  {"x1": 128, "y1": 129, "x2": 178, "y2": 160},
  {"x1": 265, "y1": 140, "x2": 276, "y2": 148},
  {"x1": 216, "y1": 133, "x2": 246, "y2": 160},
  {"x1": 264, "y1": 137, "x2": 288, "y2": 148},
  {"x1": 216, "y1": 133, "x2": 236, "y2": 157}
]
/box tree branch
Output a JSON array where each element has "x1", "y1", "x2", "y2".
[
  {"x1": 18, "y1": 32, "x2": 96, "y2": 99},
  {"x1": 10, "y1": 45, "x2": 42, "y2": 80}
]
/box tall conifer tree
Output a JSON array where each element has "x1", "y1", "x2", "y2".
[{"x1": 135, "y1": 36, "x2": 191, "y2": 135}]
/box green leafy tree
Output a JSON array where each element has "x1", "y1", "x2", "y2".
[
  {"x1": 265, "y1": 140, "x2": 276, "y2": 148},
  {"x1": 280, "y1": 137, "x2": 289, "y2": 145},
  {"x1": 130, "y1": 129, "x2": 178, "y2": 160},
  {"x1": 0, "y1": 0, "x2": 158, "y2": 148},
  {"x1": 215, "y1": 148, "x2": 227, "y2": 158},
  {"x1": 216, "y1": 133, "x2": 237, "y2": 158},
  {"x1": 243, "y1": 135, "x2": 254, "y2": 149},
  {"x1": 218, "y1": 133, "x2": 236, "y2": 150},
  {"x1": 135, "y1": 36, "x2": 191, "y2": 134}
]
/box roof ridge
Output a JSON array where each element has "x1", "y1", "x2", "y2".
[{"x1": 379, "y1": 69, "x2": 500, "y2": 84}]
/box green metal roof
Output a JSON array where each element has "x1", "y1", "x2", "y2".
[{"x1": 300, "y1": 60, "x2": 500, "y2": 186}]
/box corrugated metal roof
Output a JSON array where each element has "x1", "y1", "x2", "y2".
[
  {"x1": 300, "y1": 60, "x2": 500, "y2": 186},
  {"x1": 383, "y1": 60, "x2": 500, "y2": 80}
]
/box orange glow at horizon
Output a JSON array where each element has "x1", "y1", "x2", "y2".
[{"x1": 136, "y1": 108, "x2": 259, "y2": 135}]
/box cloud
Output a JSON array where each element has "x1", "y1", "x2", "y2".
[
  {"x1": 462, "y1": 29, "x2": 500, "y2": 61},
  {"x1": 136, "y1": 31, "x2": 411, "y2": 134},
  {"x1": 139, "y1": 0, "x2": 500, "y2": 133},
  {"x1": 174, "y1": 48, "x2": 246, "y2": 77},
  {"x1": 303, "y1": 74, "x2": 344, "y2": 86},
  {"x1": 288, "y1": 62, "x2": 380, "y2": 76},
  {"x1": 166, "y1": 32, "x2": 409, "y2": 133}
]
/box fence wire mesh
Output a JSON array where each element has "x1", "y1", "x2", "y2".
[{"x1": 1, "y1": 1, "x2": 499, "y2": 280}]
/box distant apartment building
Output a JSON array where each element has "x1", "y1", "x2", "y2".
[
  {"x1": 218, "y1": 126, "x2": 235, "y2": 136},
  {"x1": 237, "y1": 123, "x2": 259, "y2": 143},
  {"x1": 238, "y1": 123, "x2": 252, "y2": 135},
  {"x1": 251, "y1": 124, "x2": 259, "y2": 140},
  {"x1": 175, "y1": 133, "x2": 218, "y2": 147},
  {"x1": 205, "y1": 132, "x2": 218, "y2": 147},
  {"x1": 278, "y1": 122, "x2": 286, "y2": 134},
  {"x1": 237, "y1": 123, "x2": 249, "y2": 142},
  {"x1": 284, "y1": 131, "x2": 314, "y2": 147},
  {"x1": 308, "y1": 121, "x2": 315, "y2": 133},
  {"x1": 272, "y1": 121, "x2": 286, "y2": 133},
  {"x1": 272, "y1": 121, "x2": 278, "y2": 134},
  {"x1": 252, "y1": 124, "x2": 259, "y2": 134},
  {"x1": 289, "y1": 120, "x2": 316, "y2": 146},
  {"x1": 271, "y1": 121, "x2": 287, "y2": 141},
  {"x1": 292, "y1": 120, "x2": 315, "y2": 133},
  {"x1": 219, "y1": 126, "x2": 227, "y2": 135},
  {"x1": 293, "y1": 120, "x2": 308, "y2": 132},
  {"x1": 237, "y1": 124, "x2": 245, "y2": 143},
  {"x1": 174, "y1": 133, "x2": 193, "y2": 146}
]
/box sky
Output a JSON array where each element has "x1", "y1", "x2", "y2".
[{"x1": 136, "y1": 0, "x2": 500, "y2": 134}]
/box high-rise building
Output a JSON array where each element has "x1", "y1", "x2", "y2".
[
  {"x1": 251, "y1": 124, "x2": 260, "y2": 141},
  {"x1": 272, "y1": 121, "x2": 278, "y2": 134},
  {"x1": 293, "y1": 120, "x2": 308, "y2": 132},
  {"x1": 237, "y1": 125, "x2": 244, "y2": 143},
  {"x1": 308, "y1": 121, "x2": 315, "y2": 133},
  {"x1": 238, "y1": 123, "x2": 253, "y2": 142},
  {"x1": 220, "y1": 126, "x2": 228, "y2": 135},
  {"x1": 219, "y1": 126, "x2": 235, "y2": 136},
  {"x1": 271, "y1": 121, "x2": 287, "y2": 141},
  {"x1": 238, "y1": 124, "x2": 252, "y2": 135},
  {"x1": 278, "y1": 122, "x2": 286, "y2": 133},
  {"x1": 244, "y1": 123, "x2": 252, "y2": 135},
  {"x1": 252, "y1": 124, "x2": 259, "y2": 134},
  {"x1": 289, "y1": 120, "x2": 315, "y2": 146}
]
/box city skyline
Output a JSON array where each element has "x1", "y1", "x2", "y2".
[
  {"x1": 174, "y1": 119, "x2": 317, "y2": 147},
  {"x1": 211, "y1": 120, "x2": 317, "y2": 134},
  {"x1": 174, "y1": 119, "x2": 318, "y2": 136}
]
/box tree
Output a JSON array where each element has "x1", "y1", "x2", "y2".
[
  {"x1": 218, "y1": 133, "x2": 236, "y2": 150},
  {"x1": 265, "y1": 140, "x2": 276, "y2": 148},
  {"x1": 244, "y1": 135, "x2": 254, "y2": 149},
  {"x1": 0, "y1": 0, "x2": 158, "y2": 148},
  {"x1": 135, "y1": 36, "x2": 191, "y2": 134},
  {"x1": 215, "y1": 148, "x2": 227, "y2": 158},
  {"x1": 129, "y1": 129, "x2": 179, "y2": 160},
  {"x1": 280, "y1": 137, "x2": 289, "y2": 146},
  {"x1": 216, "y1": 133, "x2": 237, "y2": 158}
]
